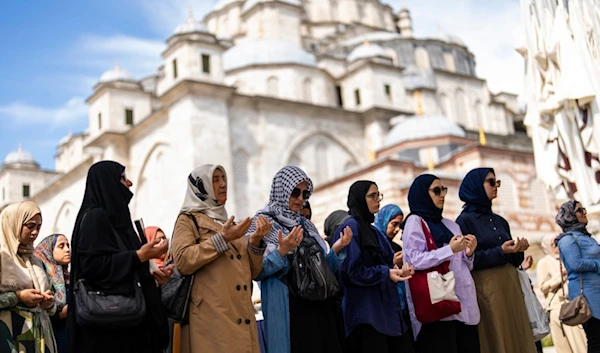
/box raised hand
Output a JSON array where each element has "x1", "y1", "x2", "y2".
[
  {"x1": 516, "y1": 238, "x2": 530, "y2": 252},
  {"x1": 40, "y1": 290, "x2": 54, "y2": 310},
  {"x1": 521, "y1": 255, "x2": 533, "y2": 271},
  {"x1": 449, "y1": 234, "x2": 467, "y2": 253},
  {"x1": 277, "y1": 227, "x2": 304, "y2": 257},
  {"x1": 393, "y1": 251, "x2": 404, "y2": 267},
  {"x1": 465, "y1": 234, "x2": 478, "y2": 257},
  {"x1": 501, "y1": 239, "x2": 520, "y2": 254},
  {"x1": 16, "y1": 289, "x2": 44, "y2": 307},
  {"x1": 389, "y1": 264, "x2": 412, "y2": 283},
  {"x1": 222, "y1": 216, "x2": 253, "y2": 243},
  {"x1": 137, "y1": 237, "x2": 169, "y2": 263},
  {"x1": 153, "y1": 264, "x2": 175, "y2": 286},
  {"x1": 332, "y1": 226, "x2": 353, "y2": 254},
  {"x1": 249, "y1": 216, "x2": 272, "y2": 246}
]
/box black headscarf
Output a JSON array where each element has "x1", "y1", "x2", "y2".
[
  {"x1": 555, "y1": 200, "x2": 591, "y2": 243},
  {"x1": 347, "y1": 180, "x2": 384, "y2": 265},
  {"x1": 324, "y1": 210, "x2": 349, "y2": 246},
  {"x1": 406, "y1": 174, "x2": 454, "y2": 248},
  {"x1": 459, "y1": 168, "x2": 494, "y2": 214}
]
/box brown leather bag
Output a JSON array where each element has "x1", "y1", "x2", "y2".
[{"x1": 558, "y1": 236, "x2": 592, "y2": 326}]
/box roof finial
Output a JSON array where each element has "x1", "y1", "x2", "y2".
[
  {"x1": 17, "y1": 142, "x2": 22, "y2": 152},
  {"x1": 188, "y1": 6, "x2": 195, "y2": 22},
  {"x1": 479, "y1": 126, "x2": 487, "y2": 146},
  {"x1": 114, "y1": 60, "x2": 120, "y2": 71},
  {"x1": 363, "y1": 39, "x2": 370, "y2": 46}
]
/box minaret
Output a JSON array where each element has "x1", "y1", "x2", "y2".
[{"x1": 397, "y1": 8, "x2": 413, "y2": 38}]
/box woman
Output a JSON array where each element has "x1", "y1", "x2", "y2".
[
  {"x1": 402, "y1": 175, "x2": 480, "y2": 352},
  {"x1": 324, "y1": 210, "x2": 349, "y2": 247},
  {"x1": 537, "y1": 233, "x2": 587, "y2": 353},
  {"x1": 555, "y1": 200, "x2": 600, "y2": 353},
  {"x1": 35, "y1": 234, "x2": 71, "y2": 353},
  {"x1": 249, "y1": 166, "x2": 351, "y2": 353},
  {"x1": 144, "y1": 227, "x2": 167, "y2": 268},
  {"x1": 455, "y1": 168, "x2": 536, "y2": 353},
  {"x1": 0, "y1": 201, "x2": 56, "y2": 353},
  {"x1": 171, "y1": 164, "x2": 269, "y2": 353},
  {"x1": 66, "y1": 161, "x2": 171, "y2": 353},
  {"x1": 374, "y1": 204, "x2": 414, "y2": 352},
  {"x1": 336, "y1": 181, "x2": 412, "y2": 353}
]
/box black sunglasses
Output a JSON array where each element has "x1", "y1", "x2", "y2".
[
  {"x1": 485, "y1": 178, "x2": 501, "y2": 187},
  {"x1": 428, "y1": 186, "x2": 448, "y2": 196},
  {"x1": 291, "y1": 188, "x2": 310, "y2": 200}
]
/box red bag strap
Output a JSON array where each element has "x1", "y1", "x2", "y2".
[{"x1": 420, "y1": 219, "x2": 438, "y2": 251}]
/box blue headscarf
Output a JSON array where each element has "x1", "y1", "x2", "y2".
[
  {"x1": 459, "y1": 167, "x2": 494, "y2": 214},
  {"x1": 406, "y1": 174, "x2": 454, "y2": 248},
  {"x1": 374, "y1": 204, "x2": 403, "y2": 237}
]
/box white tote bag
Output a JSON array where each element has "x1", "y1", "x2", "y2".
[
  {"x1": 517, "y1": 269, "x2": 551, "y2": 341},
  {"x1": 428, "y1": 271, "x2": 459, "y2": 304}
]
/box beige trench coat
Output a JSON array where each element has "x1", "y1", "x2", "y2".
[{"x1": 172, "y1": 212, "x2": 264, "y2": 353}]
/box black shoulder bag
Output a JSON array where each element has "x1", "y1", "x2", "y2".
[
  {"x1": 286, "y1": 219, "x2": 340, "y2": 301},
  {"x1": 74, "y1": 213, "x2": 146, "y2": 329},
  {"x1": 161, "y1": 213, "x2": 200, "y2": 323}
]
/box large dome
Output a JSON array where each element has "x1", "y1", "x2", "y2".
[
  {"x1": 347, "y1": 43, "x2": 391, "y2": 63},
  {"x1": 214, "y1": 0, "x2": 243, "y2": 11},
  {"x1": 173, "y1": 10, "x2": 209, "y2": 35},
  {"x1": 243, "y1": 0, "x2": 300, "y2": 13},
  {"x1": 99, "y1": 62, "x2": 135, "y2": 83},
  {"x1": 223, "y1": 39, "x2": 317, "y2": 72},
  {"x1": 384, "y1": 115, "x2": 465, "y2": 147},
  {"x1": 4, "y1": 145, "x2": 38, "y2": 167}
]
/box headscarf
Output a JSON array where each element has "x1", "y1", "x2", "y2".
[
  {"x1": 0, "y1": 201, "x2": 50, "y2": 294},
  {"x1": 347, "y1": 180, "x2": 385, "y2": 265},
  {"x1": 144, "y1": 226, "x2": 165, "y2": 267},
  {"x1": 324, "y1": 210, "x2": 349, "y2": 246},
  {"x1": 541, "y1": 234, "x2": 559, "y2": 259},
  {"x1": 459, "y1": 167, "x2": 495, "y2": 214},
  {"x1": 406, "y1": 174, "x2": 455, "y2": 248},
  {"x1": 301, "y1": 201, "x2": 312, "y2": 220},
  {"x1": 35, "y1": 234, "x2": 70, "y2": 309},
  {"x1": 180, "y1": 164, "x2": 229, "y2": 223},
  {"x1": 555, "y1": 200, "x2": 590, "y2": 243},
  {"x1": 250, "y1": 166, "x2": 327, "y2": 251},
  {"x1": 374, "y1": 204, "x2": 403, "y2": 238}
]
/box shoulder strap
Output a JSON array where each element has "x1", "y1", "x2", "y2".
[
  {"x1": 420, "y1": 219, "x2": 437, "y2": 251},
  {"x1": 181, "y1": 212, "x2": 201, "y2": 244},
  {"x1": 567, "y1": 234, "x2": 585, "y2": 294}
]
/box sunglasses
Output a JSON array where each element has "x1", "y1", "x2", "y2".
[
  {"x1": 576, "y1": 207, "x2": 587, "y2": 214},
  {"x1": 428, "y1": 186, "x2": 448, "y2": 196},
  {"x1": 291, "y1": 188, "x2": 310, "y2": 200},
  {"x1": 485, "y1": 178, "x2": 501, "y2": 187},
  {"x1": 366, "y1": 192, "x2": 384, "y2": 201}
]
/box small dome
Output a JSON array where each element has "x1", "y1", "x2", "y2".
[
  {"x1": 243, "y1": 0, "x2": 300, "y2": 13},
  {"x1": 4, "y1": 144, "x2": 38, "y2": 167},
  {"x1": 384, "y1": 115, "x2": 465, "y2": 147},
  {"x1": 347, "y1": 43, "x2": 391, "y2": 63},
  {"x1": 173, "y1": 10, "x2": 209, "y2": 35},
  {"x1": 223, "y1": 39, "x2": 316, "y2": 71},
  {"x1": 99, "y1": 62, "x2": 135, "y2": 83},
  {"x1": 214, "y1": 0, "x2": 243, "y2": 10}
]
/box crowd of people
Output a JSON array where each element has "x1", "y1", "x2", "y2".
[{"x1": 0, "y1": 160, "x2": 599, "y2": 353}]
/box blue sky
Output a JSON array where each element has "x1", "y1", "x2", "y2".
[{"x1": 0, "y1": 0, "x2": 521, "y2": 170}]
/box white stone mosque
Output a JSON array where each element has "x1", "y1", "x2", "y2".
[{"x1": 0, "y1": 0, "x2": 560, "y2": 252}]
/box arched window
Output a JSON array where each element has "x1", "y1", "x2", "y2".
[
  {"x1": 474, "y1": 100, "x2": 484, "y2": 127},
  {"x1": 266, "y1": 76, "x2": 279, "y2": 96},
  {"x1": 356, "y1": 1, "x2": 365, "y2": 20},
  {"x1": 303, "y1": 78, "x2": 312, "y2": 103},
  {"x1": 331, "y1": 0, "x2": 338, "y2": 21},
  {"x1": 414, "y1": 47, "x2": 430, "y2": 69},
  {"x1": 454, "y1": 88, "x2": 468, "y2": 124},
  {"x1": 233, "y1": 150, "x2": 250, "y2": 217},
  {"x1": 443, "y1": 52, "x2": 456, "y2": 72},
  {"x1": 314, "y1": 141, "x2": 328, "y2": 184},
  {"x1": 440, "y1": 93, "x2": 453, "y2": 120}
]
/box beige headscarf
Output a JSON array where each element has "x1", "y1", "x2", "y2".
[
  {"x1": 180, "y1": 164, "x2": 229, "y2": 223},
  {"x1": 0, "y1": 201, "x2": 50, "y2": 294},
  {"x1": 541, "y1": 233, "x2": 560, "y2": 259}
]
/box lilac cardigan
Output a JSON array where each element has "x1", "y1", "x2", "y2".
[{"x1": 402, "y1": 215, "x2": 480, "y2": 338}]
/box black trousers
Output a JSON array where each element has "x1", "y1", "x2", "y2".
[
  {"x1": 416, "y1": 320, "x2": 480, "y2": 353},
  {"x1": 346, "y1": 324, "x2": 405, "y2": 353},
  {"x1": 584, "y1": 317, "x2": 600, "y2": 353}
]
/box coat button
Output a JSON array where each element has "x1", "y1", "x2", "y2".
[
  {"x1": 230, "y1": 254, "x2": 234, "y2": 260},
  {"x1": 236, "y1": 285, "x2": 241, "y2": 290},
  {"x1": 237, "y1": 318, "x2": 242, "y2": 324},
  {"x1": 244, "y1": 285, "x2": 248, "y2": 291},
  {"x1": 245, "y1": 319, "x2": 251, "y2": 324},
  {"x1": 237, "y1": 254, "x2": 242, "y2": 260}
]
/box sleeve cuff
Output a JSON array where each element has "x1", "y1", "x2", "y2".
[
  {"x1": 248, "y1": 239, "x2": 266, "y2": 255},
  {"x1": 212, "y1": 233, "x2": 230, "y2": 255}
]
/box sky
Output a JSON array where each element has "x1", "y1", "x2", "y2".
[{"x1": 0, "y1": 0, "x2": 523, "y2": 170}]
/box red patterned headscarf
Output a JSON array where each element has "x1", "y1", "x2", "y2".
[{"x1": 34, "y1": 234, "x2": 70, "y2": 310}]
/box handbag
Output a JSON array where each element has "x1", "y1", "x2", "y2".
[
  {"x1": 407, "y1": 220, "x2": 461, "y2": 324},
  {"x1": 285, "y1": 219, "x2": 340, "y2": 301},
  {"x1": 517, "y1": 269, "x2": 550, "y2": 341},
  {"x1": 559, "y1": 236, "x2": 592, "y2": 326},
  {"x1": 161, "y1": 213, "x2": 200, "y2": 323},
  {"x1": 74, "y1": 212, "x2": 146, "y2": 329}
]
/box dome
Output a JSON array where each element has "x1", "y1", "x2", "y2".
[
  {"x1": 243, "y1": 0, "x2": 300, "y2": 13},
  {"x1": 173, "y1": 10, "x2": 209, "y2": 35},
  {"x1": 223, "y1": 39, "x2": 317, "y2": 72},
  {"x1": 4, "y1": 145, "x2": 38, "y2": 166},
  {"x1": 347, "y1": 43, "x2": 391, "y2": 63},
  {"x1": 214, "y1": 0, "x2": 243, "y2": 11},
  {"x1": 384, "y1": 115, "x2": 465, "y2": 147},
  {"x1": 99, "y1": 62, "x2": 135, "y2": 83}
]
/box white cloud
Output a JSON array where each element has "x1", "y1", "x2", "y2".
[{"x1": 0, "y1": 97, "x2": 88, "y2": 127}]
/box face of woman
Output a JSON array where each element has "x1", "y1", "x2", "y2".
[
  {"x1": 213, "y1": 168, "x2": 228, "y2": 205},
  {"x1": 575, "y1": 202, "x2": 588, "y2": 225},
  {"x1": 289, "y1": 181, "x2": 309, "y2": 213},
  {"x1": 365, "y1": 184, "x2": 381, "y2": 214},
  {"x1": 386, "y1": 215, "x2": 403, "y2": 239},
  {"x1": 550, "y1": 241, "x2": 559, "y2": 255},
  {"x1": 428, "y1": 179, "x2": 446, "y2": 209},
  {"x1": 20, "y1": 214, "x2": 42, "y2": 247},
  {"x1": 154, "y1": 230, "x2": 167, "y2": 260},
  {"x1": 53, "y1": 235, "x2": 71, "y2": 266},
  {"x1": 120, "y1": 171, "x2": 133, "y2": 188},
  {"x1": 483, "y1": 171, "x2": 499, "y2": 200}
]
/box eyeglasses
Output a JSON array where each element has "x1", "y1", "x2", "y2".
[
  {"x1": 485, "y1": 178, "x2": 501, "y2": 187},
  {"x1": 366, "y1": 192, "x2": 384, "y2": 201},
  {"x1": 23, "y1": 222, "x2": 41, "y2": 231},
  {"x1": 428, "y1": 186, "x2": 448, "y2": 197},
  {"x1": 576, "y1": 207, "x2": 587, "y2": 214},
  {"x1": 291, "y1": 188, "x2": 310, "y2": 200}
]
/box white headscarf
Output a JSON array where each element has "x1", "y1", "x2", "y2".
[
  {"x1": 180, "y1": 164, "x2": 229, "y2": 223},
  {"x1": 541, "y1": 233, "x2": 560, "y2": 259}
]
